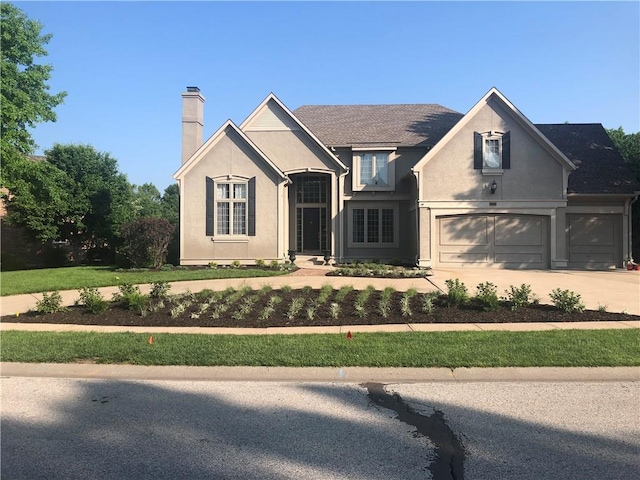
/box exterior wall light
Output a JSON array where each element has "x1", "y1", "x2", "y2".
[{"x1": 490, "y1": 179, "x2": 497, "y2": 195}]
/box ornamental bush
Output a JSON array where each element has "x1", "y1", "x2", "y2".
[{"x1": 120, "y1": 217, "x2": 175, "y2": 268}]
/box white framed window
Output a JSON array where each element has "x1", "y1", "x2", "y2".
[
  {"x1": 474, "y1": 131, "x2": 510, "y2": 174},
  {"x1": 352, "y1": 149, "x2": 396, "y2": 191},
  {"x1": 348, "y1": 203, "x2": 398, "y2": 248},
  {"x1": 216, "y1": 181, "x2": 247, "y2": 235},
  {"x1": 483, "y1": 136, "x2": 501, "y2": 169}
]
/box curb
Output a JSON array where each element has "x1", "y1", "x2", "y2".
[{"x1": 2, "y1": 363, "x2": 638, "y2": 383}]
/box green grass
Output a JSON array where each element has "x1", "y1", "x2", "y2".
[
  {"x1": 1, "y1": 329, "x2": 638, "y2": 367},
  {"x1": 0, "y1": 266, "x2": 288, "y2": 296}
]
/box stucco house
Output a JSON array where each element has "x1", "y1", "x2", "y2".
[{"x1": 173, "y1": 87, "x2": 639, "y2": 270}]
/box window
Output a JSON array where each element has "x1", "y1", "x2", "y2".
[
  {"x1": 483, "y1": 137, "x2": 500, "y2": 168},
  {"x1": 206, "y1": 177, "x2": 255, "y2": 237},
  {"x1": 351, "y1": 207, "x2": 396, "y2": 245},
  {"x1": 216, "y1": 182, "x2": 246, "y2": 235},
  {"x1": 474, "y1": 131, "x2": 510, "y2": 172},
  {"x1": 353, "y1": 150, "x2": 395, "y2": 191}
]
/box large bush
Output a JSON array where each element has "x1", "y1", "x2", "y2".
[{"x1": 120, "y1": 218, "x2": 175, "y2": 268}]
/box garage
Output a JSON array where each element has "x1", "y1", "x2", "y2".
[
  {"x1": 436, "y1": 214, "x2": 549, "y2": 268},
  {"x1": 567, "y1": 214, "x2": 621, "y2": 269}
]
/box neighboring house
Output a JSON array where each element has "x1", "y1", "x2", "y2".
[{"x1": 173, "y1": 87, "x2": 639, "y2": 270}]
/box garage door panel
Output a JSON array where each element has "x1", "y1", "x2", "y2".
[
  {"x1": 567, "y1": 214, "x2": 620, "y2": 269},
  {"x1": 437, "y1": 214, "x2": 548, "y2": 269},
  {"x1": 439, "y1": 252, "x2": 489, "y2": 264},
  {"x1": 569, "y1": 252, "x2": 615, "y2": 263},
  {"x1": 439, "y1": 217, "x2": 488, "y2": 246},
  {"x1": 495, "y1": 217, "x2": 543, "y2": 246},
  {"x1": 495, "y1": 252, "x2": 544, "y2": 264},
  {"x1": 569, "y1": 216, "x2": 614, "y2": 246}
]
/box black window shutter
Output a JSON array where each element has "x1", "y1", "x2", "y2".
[
  {"x1": 206, "y1": 177, "x2": 214, "y2": 236},
  {"x1": 473, "y1": 132, "x2": 483, "y2": 169},
  {"x1": 502, "y1": 131, "x2": 511, "y2": 169},
  {"x1": 248, "y1": 177, "x2": 256, "y2": 236}
]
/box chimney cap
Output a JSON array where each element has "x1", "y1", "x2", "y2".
[{"x1": 186, "y1": 86, "x2": 200, "y2": 92}]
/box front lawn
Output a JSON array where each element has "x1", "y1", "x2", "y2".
[
  {"x1": 0, "y1": 265, "x2": 289, "y2": 296},
  {"x1": 1, "y1": 329, "x2": 638, "y2": 367}
]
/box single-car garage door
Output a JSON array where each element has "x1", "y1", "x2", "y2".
[
  {"x1": 436, "y1": 214, "x2": 549, "y2": 268},
  {"x1": 567, "y1": 214, "x2": 621, "y2": 269}
]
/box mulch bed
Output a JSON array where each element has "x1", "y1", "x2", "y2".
[{"x1": 3, "y1": 289, "x2": 637, "y2": 328}]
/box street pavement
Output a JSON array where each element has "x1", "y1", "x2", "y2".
[{"x1": 2, "y1": 376, "x2": 638, "y2": 480}]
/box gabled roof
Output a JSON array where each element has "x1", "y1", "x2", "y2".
[
  {"x1": 240, "y1": 93, "x2": 348, "y2": 173},
  {"x1": 536, "y1": 124, "x2": 640, "y2": 195},
  {"x1": 412, "y1": 87, "x2": 576, "y2": 173},
  {"x1": 293, "y1": 104, "x2": 463, "y2": 147},
  {"x1": 173, "y1": 120, "x2": 287, "y2": 181}
]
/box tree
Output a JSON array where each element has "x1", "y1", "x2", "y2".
[
  {"x1": 120, "y1": 218, "x2": 175, "y2": 268},
  {"x1": 606, "y1": 127, "x2": 640, "y2": 180},
  {"x1": 160, "y1": 183, "x2": 179, "y2": 225},
  {"x1": 607, "y1": 127, "x2": 640, "y2": 261},
  {"x1": 0, "y1": 3, "x2": 66, "y2": 172},
  {"x1": 44, "y1": 144, "x2": 136, "y2": 261},
  {"x1": 1, "y1": 155, "x2": 84, "y2": 242},
  {"x1": 160, "y1": 183, "x2": 180, "y2": 264},
  {"x1": 132, "y1": 183, "x2": 163, "y2": 218}
]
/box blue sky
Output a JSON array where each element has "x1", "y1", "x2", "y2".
[{"x1": 15, "y1": 1, "x2": 640, "y2": 191}]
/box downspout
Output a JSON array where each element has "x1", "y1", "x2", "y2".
[
  {"x1": 411, "y1": 168, "x2": 421, "y2": 267},
  {"x1": 629, "y1": 192, "x2": 639, "y2": 264}
]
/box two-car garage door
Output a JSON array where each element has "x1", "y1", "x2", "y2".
[{"x1": 436, "y1": 214, "x2": 549, "y2": 269}]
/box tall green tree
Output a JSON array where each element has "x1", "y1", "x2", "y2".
[
  {"x1": 607, "y1": 127, "x2": 640, "y2": 180},
  {"x1": 0, "y1": 3, "x2": 66, "y2": 172},
  {"x1": 44, "y1": 144, "x2": 135, "y2": 260},
  {"x1": 132, "y1": 183, "x2": 163, "y2": 218}
]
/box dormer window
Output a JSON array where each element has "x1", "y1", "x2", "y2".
[
  {"x1": 474, "y1": 131, "x2": 511, "y2": 173},
  {"x1": 353, "y1": 148, "x2": 396, "y2": 191}
]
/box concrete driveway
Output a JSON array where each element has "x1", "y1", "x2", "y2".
[{"x1": 428, "y1": 268, "x2": 640, "y2": 315}]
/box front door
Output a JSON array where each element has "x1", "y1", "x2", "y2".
[{"x1": 302, "y1": 208, "x2": 321, "y2": 252}]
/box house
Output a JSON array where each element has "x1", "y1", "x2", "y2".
[{"x1": 173, "y1": 87, "x2": 639, "y2": 270}]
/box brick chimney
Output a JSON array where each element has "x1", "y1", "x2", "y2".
[{"x1": 181, "y1": 86, "x2": 205, "y2": 164}]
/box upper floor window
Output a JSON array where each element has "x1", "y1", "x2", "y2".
[
  {"x1": 353, "y1": 149, "x2": 396, "y2": 191},
  {"x1": 474, "y1": 131, "x2": 510, "y2": 173}
]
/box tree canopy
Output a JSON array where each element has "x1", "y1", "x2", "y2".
[
  {"x1": 0, "y1": 3, "x2": 66, "y2": 170},
  {"x1": 607, "y1": 127, "x2": 640, "y2": 180}
]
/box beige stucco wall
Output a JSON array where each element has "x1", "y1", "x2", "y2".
[
  {"x1": 180, "y1": 127, "x2": 284, "y2": 264},
  {"x1": 246, "y1": 130, "x2": 337, "y2": 173},
  {"x1": 419, "y1": 99, "x2": 565, "y2": 201}
]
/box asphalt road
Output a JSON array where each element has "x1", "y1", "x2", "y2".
[{"x1": 2, "y1": 378, "x2": 639, "y2": 480}]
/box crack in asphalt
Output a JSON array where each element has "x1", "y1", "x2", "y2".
[{"x1": 364, "y1": 383, "x2": 465, "y2": 480}]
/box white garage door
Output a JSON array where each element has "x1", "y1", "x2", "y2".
[
  {"x1": 567, "y1": 214, "x2": 621, "y2": 269},
  {"x1": 436, "y1": 214, "x2": 549, "y2": 268}
]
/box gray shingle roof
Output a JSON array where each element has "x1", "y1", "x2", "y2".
[
  {"x1": 293, "y1": 104, "x2": 463, "y2": 147},
  {"x1": 535, "y1": 124, "x2": 640, "y2": 195},
  {"x1": 293, "y1": 104, "x2": 638, "y2": 195}
]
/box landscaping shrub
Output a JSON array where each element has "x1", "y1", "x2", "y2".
[
  {"x1": 444, "y1": 279, "x2": 469, "y2": 307},
  {"x1": 150, "y1": 281, "x2": 171, "y2": 299},
  {"x1": 35, "y1": 291, "x2": 65, "y2": 314},
  {"x1": 120, "y1": 218, "x2": 175, "y2": 268},
  {"x1": 255, "y1": 259, "x2": 266, "y2": 268},
  {"x1": 503, "y1": 284, "x2": 534, "y2": 311},
  {"x1": 475, "y1": 282, "x2": 499, "y2": 312},
  {"x1": 77, "y1": 287, "x2": 109, "y2": 314},
  {"x1": 550, "y1": 288, "x2": 585, "y2": 313}
]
